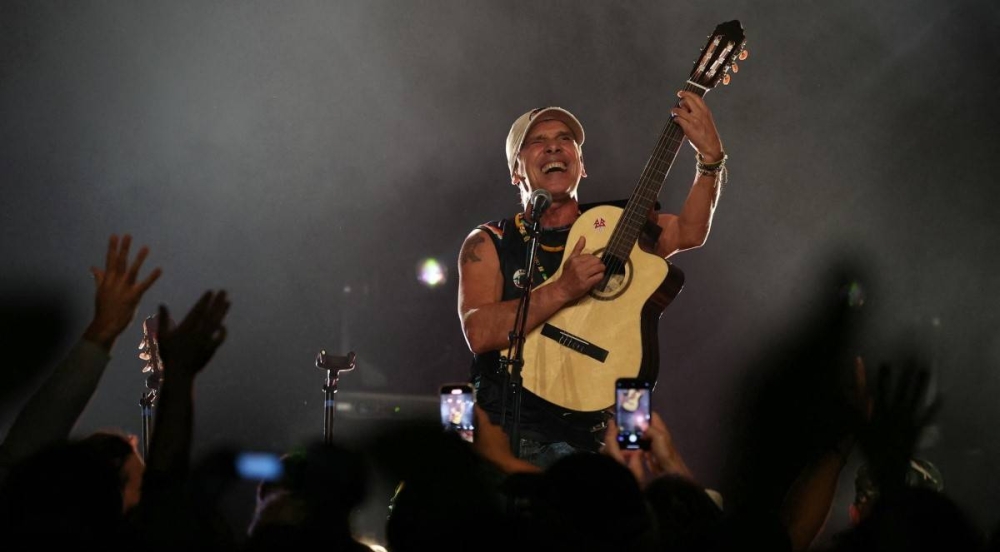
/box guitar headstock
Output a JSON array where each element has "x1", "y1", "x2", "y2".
[{"x1": 688, "y1": 20, "x2": 748, "y2": 90}]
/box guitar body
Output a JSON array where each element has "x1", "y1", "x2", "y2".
[{"x1": 521, "y1": 205, "x2": 685, "y2": 412}]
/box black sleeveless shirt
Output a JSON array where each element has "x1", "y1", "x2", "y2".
[{"x1": 470, "y1": 213, "x2": 610, "y2": 451}]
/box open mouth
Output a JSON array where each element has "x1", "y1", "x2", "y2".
[{"x1": 542, "y1": 162, "x2": 567, "y2": 174}]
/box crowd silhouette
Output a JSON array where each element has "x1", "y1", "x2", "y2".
[{"x1": 0, "y1": 234, "x2": 994, "y2": 551}]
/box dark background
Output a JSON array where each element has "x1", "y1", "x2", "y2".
[{"x1": 2, "y1": 0, "x2": 998, "y2": 544}]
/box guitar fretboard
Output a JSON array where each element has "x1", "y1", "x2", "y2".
[{"x1": 604, "y1": 83, "x2": 708, "y2": 264}]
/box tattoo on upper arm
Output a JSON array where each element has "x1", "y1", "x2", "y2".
[{"x1": 460, "y1": 235, "x2": 485, "y2": 264}]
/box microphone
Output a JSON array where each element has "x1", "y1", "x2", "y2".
[
  {"x1": 527, "y1": 189, "x2": 553, "y2": 224},
  {"x1": 316, "y1": 350, "x2": 357, "y2": 374}
]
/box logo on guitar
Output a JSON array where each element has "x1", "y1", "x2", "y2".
[{"x1": 593, "y1": 217, "x2": 607, "y2": 230}]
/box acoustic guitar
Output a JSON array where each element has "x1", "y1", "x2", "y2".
[{"x1": 520, "y1": 20, "x2": 747, "y2": 412}]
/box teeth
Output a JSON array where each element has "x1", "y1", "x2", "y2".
[{"x1": 542, "y1": 162, "x2": 567, "y2": 173}]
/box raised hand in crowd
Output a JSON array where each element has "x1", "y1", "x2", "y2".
[
  {"x1": 858, "y1": 361, "x2": 940, "y2": 497},
  {"x1": 780, "y1": 356, "x2": 867, "y2": 551},
  {"x1": 136, "y1": 290, "x2": 233, "y2": 550},
  {"x1": 155, "y1": 291, "x2": 229, "y2": 378},
  {"x1": 601, "y1": 412, "x2": 693, "y2": 487},
  {"x1": 0, "y1": 234, "x2": 160, "y2": 475},
  {"x1": 832, "y1": 360, "x2": 979, "y2": 552},
  {"x1": 471, "y1": 405, "x2": 541, "y2": 474},
  {"x1": 145, "y1": 290, "x2": 229, "y2": 474},
  {"x1": 83, "y1": 234, "x2": 162, "y2": 351},
  {"x1": 600, "y1": 416, "x2": 727, "y2": 552}
]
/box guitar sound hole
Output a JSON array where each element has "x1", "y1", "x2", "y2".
[{"x1": 594, "y1": 254, "x2": 631, "y2": 300}]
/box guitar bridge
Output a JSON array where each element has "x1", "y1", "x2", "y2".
[{"x1": 540, "y1": 324, "x2": 609, "y2": 363}]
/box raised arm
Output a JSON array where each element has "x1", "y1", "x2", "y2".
[
  {"x1": 457, "y1": 229, "x2": 604, "y2": 354},
  {"x1": 652, "y1": 90, "x2": 726, "y2": 258},
  {"x1": 778, "y1": 356, "x2": 893, "y2": 552},
  {"x1": 145, "y1": 291, "x2": 229, "y2": 475},
  {"x1": 780, "y1": 435, "x2": 857, "y2": 552},
  {"x1": 858, "y1": 363, "x2": 940, "y2": 497},
  {"x1": 0, "y1": 235, "x2": 160, "y2": 470},
  {"x1": 602, "y1": 412, "x2": 694, "y2": 487},
  {"x1": 135, "y1": 290, "x2": 230, "y2": 548}
]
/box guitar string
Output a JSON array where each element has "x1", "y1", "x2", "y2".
[
  {"x1": 607, "y1": 79, "x2": 702, "y2": 259},
  {"x1": 601, "y1": 81, "x2": 703, "y2": 283},
  {"x1": 603, "y1": 82, "x2": 700, "y2": 266},
  {"x1": 595, "y1": 36, "x2": 733, "y2": 286}
]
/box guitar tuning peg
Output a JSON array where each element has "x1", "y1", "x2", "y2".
[
  {"x1": 722, "y1": 74, "x2": 732, "y2": 85},
  {"x1": 739, "y1": 49, "x2": 749, "y2": 61},
  {"x1": 731, "y1": 63, "x2": 739, "y2": 73}
]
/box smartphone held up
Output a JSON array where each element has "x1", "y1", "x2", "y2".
[
  {"x1": 440, "y1": 383, "x2": 475, "y2": 443},
  {"x1": 616, "y1": 378, "x2": 652, "y2": 450}
]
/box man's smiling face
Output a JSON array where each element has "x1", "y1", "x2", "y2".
[{"x1": 513, "y1": 119, "x2": 586, "y2": 203}]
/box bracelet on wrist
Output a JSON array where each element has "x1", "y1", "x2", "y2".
[
  {"x1": 695, "y1": 152, "x2": 728, "y2": 192},
  {"x1": 697, "y1": 151, "x2": 725, "y2": 166},
  {"x1": 696, "y1": 151, "x2": 728, "y2": 177}
]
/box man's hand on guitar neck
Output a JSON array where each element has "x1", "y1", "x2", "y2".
[{"x1": 671, "y1": 90, "x2": 724, "y2": 163}]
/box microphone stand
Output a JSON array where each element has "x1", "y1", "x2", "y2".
[
  {"x1": 138, "y1": 391, "x2": 155, "y2": 461},
  {"x1": 499, "y1": 212, "x2": 544, "y2": 459},
  {"x1": 316, "y1": 350, "x2": 357, "y2": 444}
]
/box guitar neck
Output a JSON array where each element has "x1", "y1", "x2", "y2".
[{"x1": 605, "y1": 83, "x2": 708, "y2": 260}]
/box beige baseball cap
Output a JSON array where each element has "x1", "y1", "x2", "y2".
[{"x1": 505, "y1": 107, "x2": 585, "y2": 177}]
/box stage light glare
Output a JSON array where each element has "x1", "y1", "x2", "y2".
[{"x1": 417, "y1": 258, "x2": 447, "y2": 287}]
